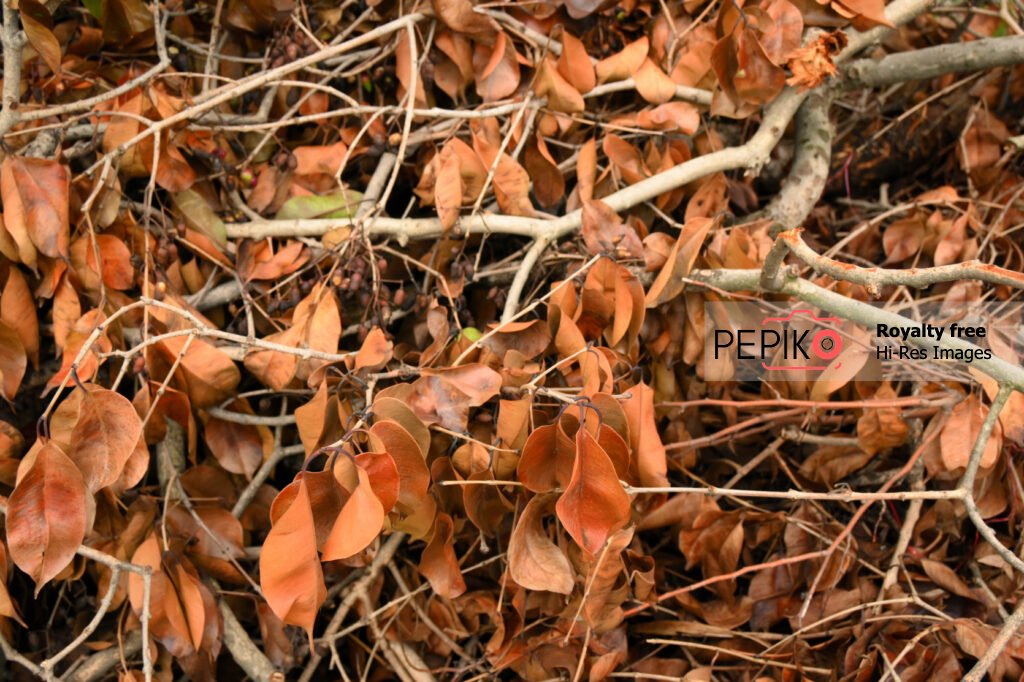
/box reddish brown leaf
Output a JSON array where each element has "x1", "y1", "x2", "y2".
[
  {"x1": 941, "y1": 395, "x2": 1002, "y2": 471},
  {"x1": 555, "y1": 428, "x2": 631, "y2": 555},
  {"x1": 1, "y1": 268, "x2": 39, "y2": 367},
  {"x1": 557, "y1": 30, "x2": 595, "y2": 94},
  {"x1": 0, "y1": 321, "x2": 27, "y2": 403},
  {"x1": 68, "y1": 387, "x2": 144, "y2": 492},
  {"x1": 419, "y1": 512, "x2": 467, "y2": 598},
  {"x1": 0, "y1": 157, "x2": 70, "y2": 267},
  {"x1": 7, "y1": 443, "x2": 88, "y2": 593}
]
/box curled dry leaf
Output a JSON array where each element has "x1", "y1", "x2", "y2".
[
  {"x1": 508, "y1": 494, "x2": 575, "y2": 594},
  {"x1": 534, "y1": 56, "x2": 585, "y2": 113},
  {"x1": 596, "y1": 37, "x2": 649, "y2": 84}
]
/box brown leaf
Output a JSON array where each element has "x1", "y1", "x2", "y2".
[
  {"x1": 322, "y1": 459, "x2": 386, "y2": 560},
  {"x1": 0, "y1": 321, "x2": 27, "y2": 403},
  {"x1": 920, "y1": 558, "x2": 978, "y2": 601},
  {"x1": 760, "y1": 0, "x2": 804, "y2": 64},
  {"x1": 7, "y1": 443, "x2": 88, "y2": 593},
  {"x1": 634, "y1": 58, "x2": 677, "y2": 104},
  {"x1": 471, "y1": 126, "x2": 534, "y2": 217},
  {"x1": 473, "y1": 31, "x2": 520, "y2": 102},
  {"x1": 557, "y1": 30, "x2": 595, "y2": 94},
  {"x1": 534, "y1": 56, "x2": 584, "y2": 113},
  {"x1": 0, "y1": 157, "x2": 70, "y2": 266},
  {"x1": 508, "y1": 494, "x2": 574, "y2": 594},
  {"x1": 622, "y1": 382, "x2": 668, "y2": 488},
  {"x1": 431, "y1": 0, "x2": 499, "y2": 35},
  {"x1": 259, "y1": 474, "x2": 327, "y2": 642},
  {"x1": 941, "y1": 395, "x2": 1002, "y2": 471},
  {"x1": 645, "y1": 216, "x2": 716, "y2": 307},
  {"x1": 369, "y1": 420, "x2": 431, "y2": 510},
  {"x1": 523, "y1": 135, "x2": 565, "y2": 209},
  {"x1": 419, "y1": 512, "x2": 467, "y2": 598},
  {"x1": 68, "y1": 387, "x2": 144, "y2": 492},
  {"x1": 1, "y1": 268, "x2": 39, "y2": 367},
  {"x1": 435, "y1": 142, "x2": 465, "y2": 231},
  {"x1": 354, "y1": 328, "x2": 393, "y2": 372},
  {"x1": 596, "y1": 37, "x2": 649, "y2": 84},
  {"x1": 582, "y1": 199, "x2": 644, "y2": 259},
  {"x1": 556, "y1": 428, "x2": 631, "y2": 555},
  {"x1": 204, "y1": 414, "x2": 265, "y2": 480},
  {"x1": 158, "y1": 336, "x2": 240, "y2": 408},
  {"x1": 20, "y1": 0, "x2": 62, "y2": 74}
]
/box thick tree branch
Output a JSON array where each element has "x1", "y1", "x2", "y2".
[
  {"x1": 842, "y1": 35, "x2": 1024, "y2": 88},
  {"x1": 0, "y1": 1, "x2": 26, "y2": 137},
  {"x1": 764, "y1": 93, "x2": 833, "y2": 228}
]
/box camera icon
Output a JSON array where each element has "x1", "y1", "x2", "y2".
[{"x1": 759, "y1": 309, "x2": 844, "y2": 371}]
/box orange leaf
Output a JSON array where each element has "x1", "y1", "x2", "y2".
[
  {"x1": 555, "y1": 428, "x2": 631, "y2": 555},
  {"x1": 0, "y1": 321, "x2": 26, "y2": 403},
  {"x1": 1, "y1": 268, "x2": 39, "y2": 367},
  {"x1": 322, "y1": 461, "x2": 385, "y2": 560},
  {"x1": 557, "y1": 30, "x2": 596, "y2": 94},
  {"x1": 355, "y1": 327, "x2": 393, "y2": 371},
  {"x1": 534, "y1": 56, "x2": 584, "y2": 113},
  {"x1": 369, "y1": 420, "x2": 431, "y2": 510},
  {"x1": 7, "y1": 443, "x2": 88, "y2": 593},
  {"x1": 941, "y1": 395, "x2": 1003, "y2": 471},
  {"x1": 259, "y1": 475, "x2": 327, "y2": 642},
  {"x1": 473, "y1": 31, "x2": 520, "y2": 102},
  {"x1": 435, "y1": 142, "x2": 465, "y2": 231},
  {"x1": 634, "y1": 58, "x2": 677, "y2": 104},
  {"x1": 596, "y1": 37, "x2": 649, "y2": 84}
]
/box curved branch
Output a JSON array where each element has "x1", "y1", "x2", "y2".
[
  {"x1": 777, "y1": 228, "x2": 1024, "y2": 292},
  {"x1": 764, "y1": 92, "x2": 833, "y2": 228}
]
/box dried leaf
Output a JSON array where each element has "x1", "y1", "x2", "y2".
[
  {"x1": 556, "y1": 428, "x2": 631, "y2": 555},
  {"x1": 508, "y1": 494, "x2": 575, "y2": 594},
  {"x1": 259, "y1": 475, "x2": 327, "y2": 642},
  {"x1": 7, "y1": 443, "x2": 89, "y2": 593}
]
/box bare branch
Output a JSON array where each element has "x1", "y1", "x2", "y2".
[{"x1": 842, "y1": 35, "x2": 1024, "y2": 88}]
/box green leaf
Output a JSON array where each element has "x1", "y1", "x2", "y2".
[
  {"x1": 275, "y1": 190, "x2": 364, "y2": 221},
  {"x1": 172, "y1": 190, "x2": 227, "y2": 247},
  {"x1": 83, "y1": 0, "x2": 102, "y2": 18}
]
